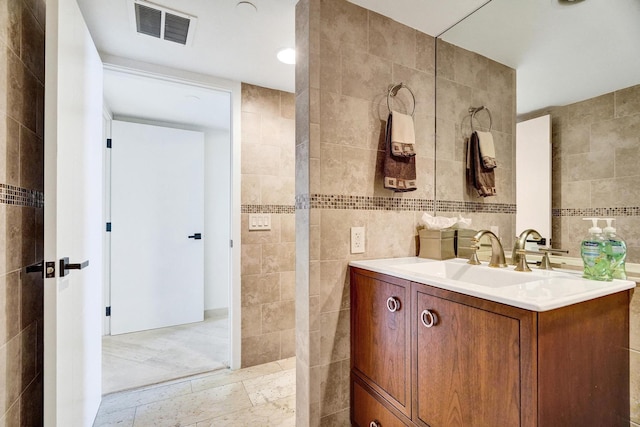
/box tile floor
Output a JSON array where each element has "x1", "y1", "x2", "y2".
[
  {"x1": 102, "y1": 310, "x2": 229, "y2": 394},
  {"x1": 93, "y1": 357, "x2": 296, "y2": 427}
]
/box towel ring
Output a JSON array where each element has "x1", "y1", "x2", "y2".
[
  {"x1": 469, "y1": 105, "x2": 493, "y2": 132},
  {"x1": 387, "y1": 83, "x2": 416, "y2": 117}
]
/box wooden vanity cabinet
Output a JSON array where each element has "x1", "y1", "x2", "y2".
[
  {"x1": 350, "y1": 267, "x2": 630, "y2": 427},
  {"x1": 350, "y1": 268, "x2": 411, "y2": 417}
]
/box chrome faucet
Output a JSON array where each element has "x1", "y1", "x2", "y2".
[
  {"x1": 471, "y1": 230, "x2": 507, "y2": 268},
  {"x1": 512, "y1": 229, "x2": 543, "y2": 266}
]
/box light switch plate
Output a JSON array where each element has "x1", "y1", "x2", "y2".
[
  {"x1": 249, "y1": 214, "x2": 271, "y2": 231},
  {"x1": 351, "y1": 226, "x2": 365, "y2": 254}
]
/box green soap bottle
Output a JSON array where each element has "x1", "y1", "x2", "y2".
[
  {"x1": 603, "y1": 218, "x2": 627, "y2": 280},
  {"x1": 580, "y1": 218, "x2": 612, "y2": 281}
]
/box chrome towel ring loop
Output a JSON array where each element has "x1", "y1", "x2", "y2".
[
  {"x1": 387, "y1": 82, "x2": 416, "y2": 117},
  {"x1": 469, "y1": 105, "x2": 493, "y2": 132}
]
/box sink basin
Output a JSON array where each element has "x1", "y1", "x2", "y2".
[{"x1": 391, "y1": 260, "x2": 546, "y2": 288}]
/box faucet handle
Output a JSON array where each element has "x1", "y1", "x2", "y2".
[
  {"x1": 466, "y1": 242, "x2": 481, "y2": 265},
  {"x1": 514, "y1": 249, "x2": 532, "y2": 272},
  {"x1": 538, "y1": 248, "x2": 569, "y2": 270}
]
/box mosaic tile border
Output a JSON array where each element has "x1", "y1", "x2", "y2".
[
  {"x1": 0, "y1": 184, "x2": 44, "y2": 208},
  {"x1": 553, "y1": 207, "x2": 640, "y2": 217},
  {"x1": 242, "y1": 204, "x2": 296, "y2": 214},
  {"x1": 436, "y1": 200, "x2": 516, "y2": 214},
  {"x1": 294, "y1": 194, "x2": 515, "y2": 214}
]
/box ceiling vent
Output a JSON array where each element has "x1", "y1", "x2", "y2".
[{"x1": 130, "y1": 0, "x2": 197, "y2": 46}]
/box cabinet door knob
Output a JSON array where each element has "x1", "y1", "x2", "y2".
[
  {"x1": 386, "y1": 296, "x2": 401, "y2": 312},
  {"x1": 370, "y1": 421, "x2": 381, "y2": 427},
  {"x1": 421, "y1": 309, "x2": 438, "y2": 328}
]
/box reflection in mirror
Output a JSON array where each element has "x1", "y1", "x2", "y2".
[{"x1": 436, "y1": 0, "x2": 640, "y2": 262}]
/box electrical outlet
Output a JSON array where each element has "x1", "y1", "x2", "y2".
[{"x1": 351, "y1": 226, "x2": 365, "y2": 254}]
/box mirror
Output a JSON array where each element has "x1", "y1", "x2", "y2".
[{"x1": 435, "y1": 0, "x2": 640, "y2": 261}]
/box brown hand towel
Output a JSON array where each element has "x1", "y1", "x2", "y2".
[
  {"x1": 467, "y1": 131, "x2": 496, "y2": 197},
  {"x1": 384, "y1": 113, "x2": 417, "y2": 192}
]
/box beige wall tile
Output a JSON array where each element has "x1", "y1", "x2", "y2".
[
  {"x1": 241, "y1": 333, "x2": 280, "y2": 368},
  {"x1": 615, "y1": 147, "x2": 640, "y2": 178},
  {"x1": 319, "y1": 309, "x2": 349, "y2": 365},
  {"x1": 241, "y1": 304, "x2": 261, "y2": 339},
  {"x1": 616, "y1": 85, "x2": 640, "y2": 118},
  {"x1": 368, "y1": 12, "x2": 416, "y2": 69},
  {"x1": 416, "y1": 32, "x2": 435, "y2": 74},
  {"x1": 262, "y1": 300, "x2": 295, "y2": 333},
  {"x1": 0, "y1": 272, "x2": 19, "y2": 346},
  {"x1": 241, "y1": 175, "x2": 261, "y2": 205},
  {"x1": 319, "y1": 0, "x2": 367, "y2": 52},
  {"x1": 280, "y1": 215, "x2": 296, "y2": 244},
  {"x1": 241, "y1": 143, "x2": 281, "y2": 176},
  {"x1": 241, "y1": 273, "x2": 280, "y2": 308},
  {"x1": 241, "y1": 244, "x2": 262, "y2": 276},
  {"x1": 319, "y1": 260, "x2": 349, "y2": 314},
  {"x1": 280, "y1": 328, "x2": 296, "y2": 359},
  {"x1": 591, "y1": 115, "x2": 640, "y2": 152},
  {"x1": 262, "y1": 242, "x2": 296, "y2": 274},
  {"x1": 242, "y1": 84, "x2": 281, "y2": 117},
  {"x1": 261, "y1": 176, "x2": 295, "y2": 205},
  {"x1": 319, "y1": 92, "x2": 370, "y2": 147},
  {"x1": 319, "y1": 359, "x2": 349, "y2": 417},
  {"x1": 341, "y1": 47, "x2": 392, "y2": 102}
]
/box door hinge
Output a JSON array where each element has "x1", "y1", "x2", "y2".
[
  {"x1": 106, "y1": 306, "x2": 111, "y2": 317},
  {"x1": 230, "y1": 239, "x2": 233, "y2": 248},
  {"x1": 106, "y1": 222, "x2": 112, "y2": 232},
  {"x1": 106, "y1": 138, "x2": 112, "y2": 148}
]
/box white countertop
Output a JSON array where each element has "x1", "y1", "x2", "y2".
[{"x1": 349, "y1": 257, "x2": 636, "y2": 312}]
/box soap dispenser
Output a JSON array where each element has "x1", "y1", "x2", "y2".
[
  {"x1": 580, "y1": 218, "x2": 612, "y2": 281},
  {"x1": 603, "y1": 218, "x2": 627, "y2": 280}
]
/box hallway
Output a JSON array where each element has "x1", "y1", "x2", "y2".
[{"x1": 94, "y1": 357, "x2": 295, "y2": 426}]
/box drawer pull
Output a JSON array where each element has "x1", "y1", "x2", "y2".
[
  {"x1": 386, "y1": 297, "x2": 401, "y2": 312},
  {"x1": 370, "y1": 421, "x2": 381, "y2": 427},
  {"x1": 421, "y1": 309, "x2": 438, "y2": 328}
]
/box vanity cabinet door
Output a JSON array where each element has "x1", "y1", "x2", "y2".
[
  {"x1": 351, "y1": 269, "x2": 411, "y2": 416},
  {"x1": 413, "y1": 286, "x2": 522, "y2": 427}
]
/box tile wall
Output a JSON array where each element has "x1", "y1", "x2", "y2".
[
  {"x1": 0, "y1": 0, "x2": 46, "y2": 425},
  {"x1": 522, "y1": 83, "x2": 640, "y2": 425},
  {"x1": 240, "y1": 83, "x2": 296, "y2": 367},
  {"x1": 295, "y1": 1, "x2": 516, "y2": 425}
]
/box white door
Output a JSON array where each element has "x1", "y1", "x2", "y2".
[
  {"x1": 110, "y1": 120, "x2": 205, "y2": 335},
  {"x1": 44, "y1": 0, "x2": 104, "y2": 425}
]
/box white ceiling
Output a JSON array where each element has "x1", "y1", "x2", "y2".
[{"x1": 77, "y1": 0, "x2": 640, "y2": 128}]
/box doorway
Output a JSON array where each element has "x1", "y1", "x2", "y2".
[{"x1": 101, "y1": 65, "x2": 239, "y2": 393}]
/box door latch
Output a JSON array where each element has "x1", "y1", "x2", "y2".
[{"x1": 188, "y1": 233, "x2": 202, "y2": 240}]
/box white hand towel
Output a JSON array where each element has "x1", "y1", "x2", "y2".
[
  {"x1": 391, "y1": 111, "x2": 416, "y2": 157},
  {"x1": 476, "y1": 130, "x2": 497, "y2": 169}
]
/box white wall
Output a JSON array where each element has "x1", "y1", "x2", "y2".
[{"x1": 204, "y1": 130, "x2": 231, "y2": 310}]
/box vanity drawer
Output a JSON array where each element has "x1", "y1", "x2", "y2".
[{"x1": 352, "y1": 380, "x2": 408, "y2": 427}]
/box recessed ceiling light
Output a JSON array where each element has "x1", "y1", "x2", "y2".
[{"x1": 277, "y1": 48, "x2": 296, "y2": 65}]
